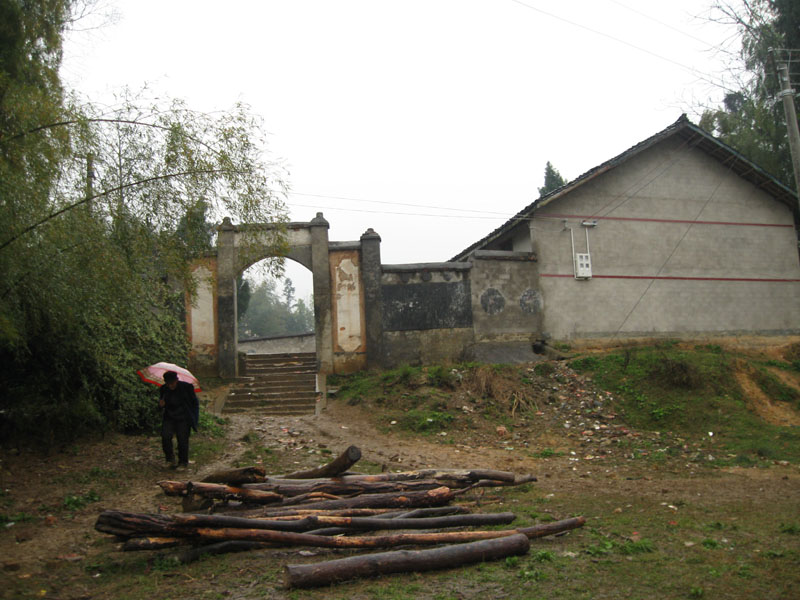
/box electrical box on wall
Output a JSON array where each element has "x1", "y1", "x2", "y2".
[{"x1": 574, "y1": 253, "x2": 592, "y2": 279}]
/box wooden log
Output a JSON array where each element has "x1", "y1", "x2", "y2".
[
  {"x1": 255, "y1": 469, "x2": 523, "y2": 489},
  {"x1": 244, "y1": 478, "x2": 454, "y2": 497},
  {"x1": 188, "y1": 515, "x2": 585, "y2": 548},
  {"x1": 201, "y1": 466, "x2": 266, "y2": 485},
  {"x1": 279, "y1": 445, "x2": 362, "y2": 479},
  {"x1": 271, "y1": 485, "x2": 457, "y2": 511},
  {"x1": 95, "y1": 511, "x2": 174, "y2": 537},
  {"x1": 216, "y1": 507, "x2": 405, "y2": 518},
  {"x1": 177, "y1": 541, "x2": 273, "y2": 564},
  {"x1": 121, "y1": 537, "x2": 185, "y2": 551},
  {"x1": 306, "y1": 512, "x2": 516, "y2": 531},
  {"x1": 303, "y1": 506, "x2": 468, "y2": 536},
  {"x1": 158, "y1": 481, "x2": 283, "y2": 504},
  {"x1": 518, "y1": 517, "x2": 587, "y2": 539},
  {"x1": 284, "y1": 533, "x2": 531, "y2": 589},
  {"x1": 101, "y1": 507, "x2": 492, "y2": 540}
]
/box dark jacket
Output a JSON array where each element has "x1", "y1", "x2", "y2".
[{"x1": 159, "y1": 381, "x2": 200, "y2": 432}]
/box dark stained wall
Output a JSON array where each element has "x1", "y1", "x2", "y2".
[{"x1": 382, "y1": 280, "x2": 472, "y2": 331}]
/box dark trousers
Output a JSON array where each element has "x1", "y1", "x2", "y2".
[{"x1": 162, "y1": 418, "x2": 191, "y2": 465}]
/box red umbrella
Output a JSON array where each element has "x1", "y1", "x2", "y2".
[{"x1": 137, "y1": 362, "x2": 202, "y2": 392}]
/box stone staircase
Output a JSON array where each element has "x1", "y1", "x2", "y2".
[{"x1": 222, "y1": 352, "x2": 318, "y2": 416}]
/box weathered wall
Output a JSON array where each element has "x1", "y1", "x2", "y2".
[
  {"x1": 469, "y1": 251, "x2": 542, "y2": 341},
  {"x1": 532, "y1": 137, "x2": 800, "y2": 340},
  {"x1": 380, "y1": 264, "x2": 473, "y2": 365},
  {"x1": 238, "y1": 333, "x2": 315, "y2": 355},
  {"x1": 330, "y1": 246, "x2": 367, "y2": 373},
  {"x1": 187, "y1": 258, "x2": 218, "y2": 377}
]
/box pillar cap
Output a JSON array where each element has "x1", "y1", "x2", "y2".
[
  {"x1": 310, "y1": 212, "x2": 329, "y2": 228},
  {"x1": 360, "y1": 227, "x2": 381, "y2": 242},
  {"x1": 218, "y1": 216, "x2": 236, "y2": 231}
]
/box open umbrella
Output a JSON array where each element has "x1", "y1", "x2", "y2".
[{"x1": 137, "y1": 362, "x2": 202, "y2": 392}]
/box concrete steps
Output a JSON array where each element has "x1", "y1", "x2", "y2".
[{"x1": 222, "y1": 352, "x2": 318, "y2": 416}]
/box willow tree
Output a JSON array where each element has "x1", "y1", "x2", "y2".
[{"x1": 0, "y1": 1, "x2": 288, "y2": 442}]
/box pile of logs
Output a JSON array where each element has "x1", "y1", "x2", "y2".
[{"x1": 94, "y1": 446, "x2": 585, "y2": 588}]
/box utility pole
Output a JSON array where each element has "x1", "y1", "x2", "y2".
[{"x1": 777, "y1": 62, "x2": 800, "y2": 206}]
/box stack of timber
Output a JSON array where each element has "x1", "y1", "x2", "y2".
[{"x1": 94, "y1": 445, "x2": 585, "y2": 588}]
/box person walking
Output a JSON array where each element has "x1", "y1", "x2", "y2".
[{"x1": 159, "y1": 370, "x2": 200, "y2": 471}]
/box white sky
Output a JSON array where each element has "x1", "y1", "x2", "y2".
[{"x1": 63, "y1": 0, "x2": 742, "y2": 298}]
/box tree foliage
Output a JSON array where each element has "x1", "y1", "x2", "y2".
[
  {"x1": 0, "y1": 1, "x2": 288, "y2": 444},
  {"x1": 700, "y1": 0, "x2": 798, "y2": 188},
  {"x1": 538, "y1": 161, "x2": 567, "y2": 196},
  {"x1": 238, "y1": 277, "x2": 314, "y2": 339}
]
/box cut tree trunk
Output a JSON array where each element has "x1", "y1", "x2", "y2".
[
  {"x1": 158, "y1": 481, "x2": 283, "y2": 504},
  {"x1": 201, "y1": 466, "x2": 267, "y2": 485},
  {"x1": 96, "y1": 508, "x2": 499, "y2": 538},
  {"x1": 187, "y1": 515, "x2": 585, "y2": 548},
  {"x1": 121, "y1": 537, "x2": 185, "y2": 551},
  {"x1": 278, "y1": 445, "x2": 361, "y2": 479},
  {"x1": 284, "y1": 533, "x2": 531, "y2": 589}
]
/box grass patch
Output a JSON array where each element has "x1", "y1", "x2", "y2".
[
  {"x1": 199, "y1": 411, "x2": 228, "y2": 438},
  {"x1": 569, "y1": 345, "x2": 800, "y2": 463},
  {"x1": 751, "y1": 367, "x2": 800, "y2": 407},
  {"x1": 398, "y1": 409, "x2": 454, "y2": 433}
]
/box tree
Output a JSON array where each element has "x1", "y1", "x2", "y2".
[
  {"x1": 238, "y1": 277, "x2": 314, "y2": 339},
  {"x1": 538, "y1": 161, "x2": 567, "y2": 196},
  {"x1": 700, "y1": 0, "x2": 798, "y2": 188},
  {"x1": 0, "y1": 1, "x2": 289, "y2": 443}
]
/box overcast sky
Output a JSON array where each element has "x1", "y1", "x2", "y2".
[{"x1": 63, "y1": 0, "x2": 742, "y2": 296}]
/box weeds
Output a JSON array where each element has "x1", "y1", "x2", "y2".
[
  {"x1": 63, "y1": 490, "x2": 100, "y2": 511},
  {"x1": 398, "y1": 409, "x2": 453, "y2": 433}
]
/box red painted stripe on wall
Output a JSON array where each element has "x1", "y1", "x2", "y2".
[
  {"x1": 536, "y1": 213, "x2": 794, "y2": 228},
  {"x1": 540, "y1": 274, "x2": 800, "y2": 282}
]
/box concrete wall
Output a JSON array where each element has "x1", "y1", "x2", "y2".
[
  {"x1": 531, "y1": 137, "x2": 800, "y2": 340},
  {"x1": 187, "y1": 258, "x2": 218, "y2": 377},
  {"x1": 238, "y1": 333, "x2": 315, "y2": 354},
  {"x1": 380, "y1": 263, "x2": 474, "y2": 365}
]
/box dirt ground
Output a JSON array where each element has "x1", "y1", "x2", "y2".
[{"x1": 2, "y1": 357, "x2": 800, "y2": 599}]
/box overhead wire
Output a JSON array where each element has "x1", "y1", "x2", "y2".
[
  {"x1": 506, "y1": 0, "x2": 739, "y2": 94},
  {"x1": 609, "y1": 151, "x2": 740, "y2": 338}
]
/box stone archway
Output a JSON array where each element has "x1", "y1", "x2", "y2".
[
  {"x1": 213, "y1": 213, "x2": 333, "y2": 378},
  {"x1": 187, "y1": 214, "x2": 382, "y2": 380}
]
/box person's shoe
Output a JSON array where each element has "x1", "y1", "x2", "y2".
[
  {"x1": 175, "y1": 463, "x2": 189, "y2": 473},
  {"x1": 165, "y1": 457, "x2": 177, "y2": 469}
]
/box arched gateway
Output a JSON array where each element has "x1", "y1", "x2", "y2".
[{"x1": 185, "y1": 213, "x2": 384, "y2": 380}]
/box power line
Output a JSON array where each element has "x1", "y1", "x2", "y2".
[
  {"x1": 610, "y1": 151, "x2": 738, "y2": 337},
  {"x1": 287, "y1": 202, "x2": 516, "y2": 220},
  {"x1": 288, "y1": 191, "x2": 512, "y2": 216},
  {"x1": 604, "y1": 0, "x2": 713, "y2": 48},
  {"x1": 506, "y1": 0, "x2": 737, "y2": 94}
]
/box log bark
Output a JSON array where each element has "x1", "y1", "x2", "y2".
[
  {"x1": 244, "y1": 478, "x2": 456, "y2": 497},
  {"x1": 278, "y1": 445, "x2": 361, "y2": 479},
  {"x1": 255, "y1": 468, "x2": 523, "y2": 488},
  {"x1": 270, "y1": 485, "x2": 457, "y2": 511},
  {"x1": 97, "y1": 507, "x2": 491, "y2": 539},
  {"x1": 305, "y1": 512, "x2": 516, "y2": 531},
  {"x1": 158, "y1": 481, "x2": 283, "y2": 504},
  {"x1": 284, "y1": 533, "x2": 531, "y2": 589},
  {"x1": 177, "y1": 541, "x2": 273, "y2": 564},
  {"x1": 121, "y1": 536, "x2": 185, "y2": 551},
  {"x1": 201, "y1": 466, "x2": 267, "y2": 485},
  {"x1": 188, "y1": 515, "x2": 585, "y2": 548}
]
